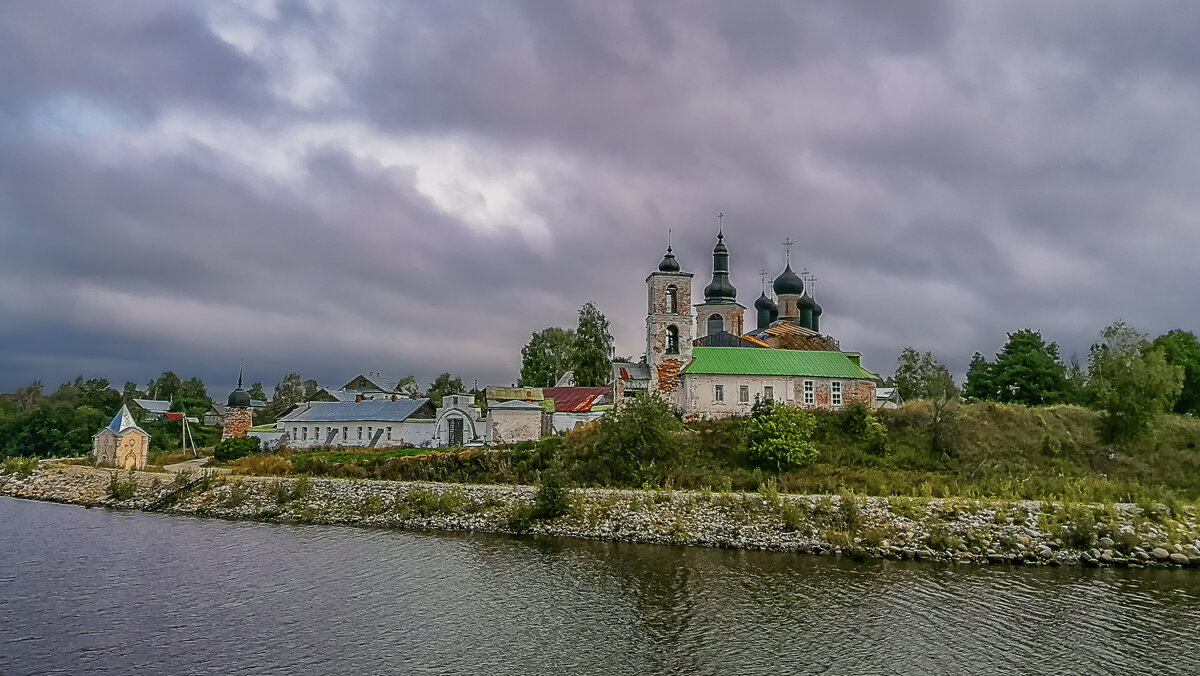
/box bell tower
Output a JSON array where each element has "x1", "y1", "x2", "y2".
[
  {"x1": 694, "y1": 216, "x2": 745, "y2": 338},
  {"x1": 646, "y1": 235, "x2": 694, "y2": 395}
]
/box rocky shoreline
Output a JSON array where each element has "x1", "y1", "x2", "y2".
[{"x1": 4, "y1": 461, "x2": 1200, "y2": 568}]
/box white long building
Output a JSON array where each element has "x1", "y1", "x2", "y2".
[{"x1": 278, "y1": 399, "x2": 438, "y2": 449}]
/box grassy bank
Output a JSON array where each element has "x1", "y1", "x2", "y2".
[{"x1": 211, "y1": 401, "x2": 1200, "y2": 507}]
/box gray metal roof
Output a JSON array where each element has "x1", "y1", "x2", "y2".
[
  {"x1": 103, "y1": 405, "x2": 146, "y2": 436},
  {"x1": 280, "y1": 399, "x2": 434, "y2": 423},
  {"x1": 132, "y1": 399, "x2": 171, "y2": 413}
]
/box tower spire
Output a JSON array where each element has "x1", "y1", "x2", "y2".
[
  {"x1": 237, "y1": 362, "x2": 244, "y2": 389},
  {"x1": 782, "y1": 237, "x2": 794, "y2": 265}
]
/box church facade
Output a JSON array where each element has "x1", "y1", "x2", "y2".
[{"x1": 622, "y1": 228, "x2": 878, "y2": 419}]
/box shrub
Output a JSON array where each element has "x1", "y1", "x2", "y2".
[
  {"x1": 106, "y1": 471, "x2": 138, "y2": 500},
  {"x1": 532, "y1": 461, "x2": 572, "y2": 520},
  {"x1": 746, "y1": 399, "x2": 818, "y2": 471},
  {"x1": 214, "y1": 436, "x2": 261, "y2": 462},
  {"x1": 566, "y1": 395, "x2": 684, "y2": 485},
  {"x1": 1, "y1": 457, "x2": 38, "y2": 478}
]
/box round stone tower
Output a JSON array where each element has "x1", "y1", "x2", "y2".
[{"x1": 222, "y1": 366, "x2": 254, "y2": 441}]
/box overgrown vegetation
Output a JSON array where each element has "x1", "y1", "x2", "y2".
[
  {"x1": 214, "y1": 436, "x2": 261, "y2": 462},
  {"x1": 106, "y1": 470, "x2": 139, "y2": 500}
]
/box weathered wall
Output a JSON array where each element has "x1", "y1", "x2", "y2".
[
  {"x1": 284, "y1": 420, "x2": 432, "y2": 449},
  {"x1": 488, "y1": 409, "x2": 543, "y2": 444},
  {"x1": 646, "y1": 271, "x2": 694, "y2": 392},
  {"x1": 680, "y1": 375, "x2": 877, "y2": 418},
  {"x1": 222, "y1": 408, "x2": 253, "y2": 441},
  {"x1": 93, "y1": 431, "x2": 116, "y2": 465}
]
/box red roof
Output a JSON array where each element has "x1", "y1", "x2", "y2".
[{"x1": 542, "y1": 387, "x2": 608, "y2": 412}]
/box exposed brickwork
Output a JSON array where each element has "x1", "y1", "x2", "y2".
[
  {"x1": 655, "y1": 359, "x2": 686, "y2": 393},
  {"x1": 845, "y1": 380, "x2": 877, "y2": 407},
  {"x1": 222, "y1": 407, "x2": 253, "y2": 441}
]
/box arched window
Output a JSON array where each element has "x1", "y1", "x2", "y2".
[
  {"x1": 707, "y1": 313, "x2": 724, "y2": 336},
  {"x1": 666, "y1": 285, "x2": 678, "y2": 314},
  {"x1": 666, "y1": 325, "x2": 679, "y2": 355}
]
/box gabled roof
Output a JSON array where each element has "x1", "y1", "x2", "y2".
[
  {"x1": 490, "y1": 399, "x2": 545, "y2": 411},
  {"x1": 543, "y1": 387, "x2": 609, "y2": 412},
  {"x1": 614, "y1": 363, "x2": 649, "y2": 380},
  {"x1": 279, "y1": 399, "x2": 435, "y2": 423},
  {"x1": 206, "y1": 403, "x2": 228, "y2": 415},
  {"x1": 341, "y1": 374, "x2": 400, "y2": 394},
  {"x1": 681, "y1": 347, "x2": 874, "y2": 379},
  {"x1": 132, "y1": 399, "x2": 171, "y2": 414},
  {"x1": 99, "y1": 405, "x2": 147, "y2": 437}
]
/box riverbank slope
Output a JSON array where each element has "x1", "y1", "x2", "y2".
[{"x1": 4, "y1": 461, "x2": 1200, "y2": 568}]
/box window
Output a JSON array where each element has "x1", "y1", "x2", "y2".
[
  {"x1": 342, "y1": 426, "x2": 348, "y2": 439},
  {"x1": 803, "y1": 380, "x2": 814, "y2": 405},
  {"x1": 387, "y1": 426, "x2": 393, "y2": 441},
  {"x1": 666, "y1": 285, "x2": 678, "y2": 314},
  {"x1": 763, "y1": 386, "x2": 774, "y2": 401},
  {"x1": 739, "y1": 385, "x2": 750, "y2": 404},
  {"x1": 313, "y1": 426, "x2": 319, "y2": 440},
  {"x1": 714, "y1": 384, "x2": 725, "y2": 403},
  {"x1": 357, "y1": 426, "x2": 363, "y2": 440},
  {"x1": 301, "y1": 427, "x2": 308, "y2": 441},
  {"x1": 707, "y1": 313, "x2": 724, "y2": 336},
  {"x1": 666, "y1": 325, "x2": 680, "y2": 355},
  {"x1": 832, "y1": 381, "x2": 842, "y2": 407}
]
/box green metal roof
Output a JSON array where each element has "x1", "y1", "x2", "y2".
[{"x1": 681, "y1": 347, "x2": 874, "y2": 378}]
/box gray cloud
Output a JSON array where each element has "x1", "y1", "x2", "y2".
[{"x1": 4, "y1": 0, "x2": 1200, "y2": 396}]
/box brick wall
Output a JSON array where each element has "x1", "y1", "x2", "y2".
[{"x1": 222, "y1": 407, "x2": 253, "y2": 441}]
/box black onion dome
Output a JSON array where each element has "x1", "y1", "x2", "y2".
[
  {"x1": 658, "y1": 247, "x2": 680, "y2": 272},
  {"x1": 798, "y1": 291, "x2": 816, "y2": 309},
  {"x1": 227, "y1": 367, "x2": 251, "y2": 407},
  {"x1": 228, "y1": 387, "x2": 251, "y2": 408},
  {"x1": 754, "y1": 291, "x2": 777, "y2": 312},
  {"x1": 773, "y1": 264, "x2": 805, "y2": 296},
  {"x1": 812, "y1": 298, "x2": 823, "y2": 317},
  {"x1": 703, "y1": 231, "x2": 737, "y2": 302}
]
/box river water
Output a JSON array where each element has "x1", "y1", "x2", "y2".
[{"x1": 3, "y1": 497, "x2": 1200, "y2": 675}]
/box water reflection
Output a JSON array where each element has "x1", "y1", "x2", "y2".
[{"x1": 3, "y1": 497, "x2": 1200, "y2": 675}]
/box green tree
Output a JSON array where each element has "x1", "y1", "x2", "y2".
[
  {"x1": 584, "y1": 394, "x2": 682, "y2": 485},
  {"x1": 11, "y1": 381, "x2": 45, "y2": 411},
  {"x1": 173, "y1": 377, "x2": 210, "y2": 415},
  {"x1": 425, "y1": 373, "x2": 465, "y2": 406},
  {"x1": 273, "y1": 373, "x2": 306, "y2": 410},
  {"x1": 1152, "y1": 329, "x2": 1200, "y2": 415},
  {"x1": 746, "y1": 398, "x2": 818, "y2": 471},
  {"x1": 122, "y1": 381, "x2": 145, "y2": 405},
  {"x1": 148, "y1": 371, "x2": 181, "y2": 402},
  {"x1": 991, "y1": 329, "x2": 1069, "y2": 406},
  {"x1": 962, "y1": 352, "x2": 995, "y2": 401},
  {"x1": 893, "y1": 348, "x2": 958, "y2": 401},
  {"x1": 397, "y1": 376, "x2": 421, "y2": 398},
  {"x1": 1088, "y1": 321, "x2": 1183, "y2": 444},
  {"x1": 51, "y1": 377, "x2": 121, "y2": 414},
  {"x1": 571, "y1": 301, "x2": 613, "y2": 387},
  {"x1": 247, "y1": 382, "x2": 267, "y2": 402},
  {"x1": 520, "y1": 327, "x2": 576, "y2": 387},
  {"x1": 303, "y1": 379, "x2": 319, "y2": 400},
  {"x1": 1, "y1": 407, "x2": 74, "y2": 458}
]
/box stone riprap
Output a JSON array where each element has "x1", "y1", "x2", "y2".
[{"x1": 4, "y1": 461, "x2": 1200, "y2": 568}]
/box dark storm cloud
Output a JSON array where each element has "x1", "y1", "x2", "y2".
[{"x1": 4, "y1": 0, "x2": 1200, "y2": 396}]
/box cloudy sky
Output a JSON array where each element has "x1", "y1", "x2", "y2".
[{"x1": 3, "y1": 1, "x2": 1200, "y2": 397}]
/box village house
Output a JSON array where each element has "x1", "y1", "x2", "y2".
[{"x1": 618, "y1": 229, "x2": 878, "y2": 419}]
